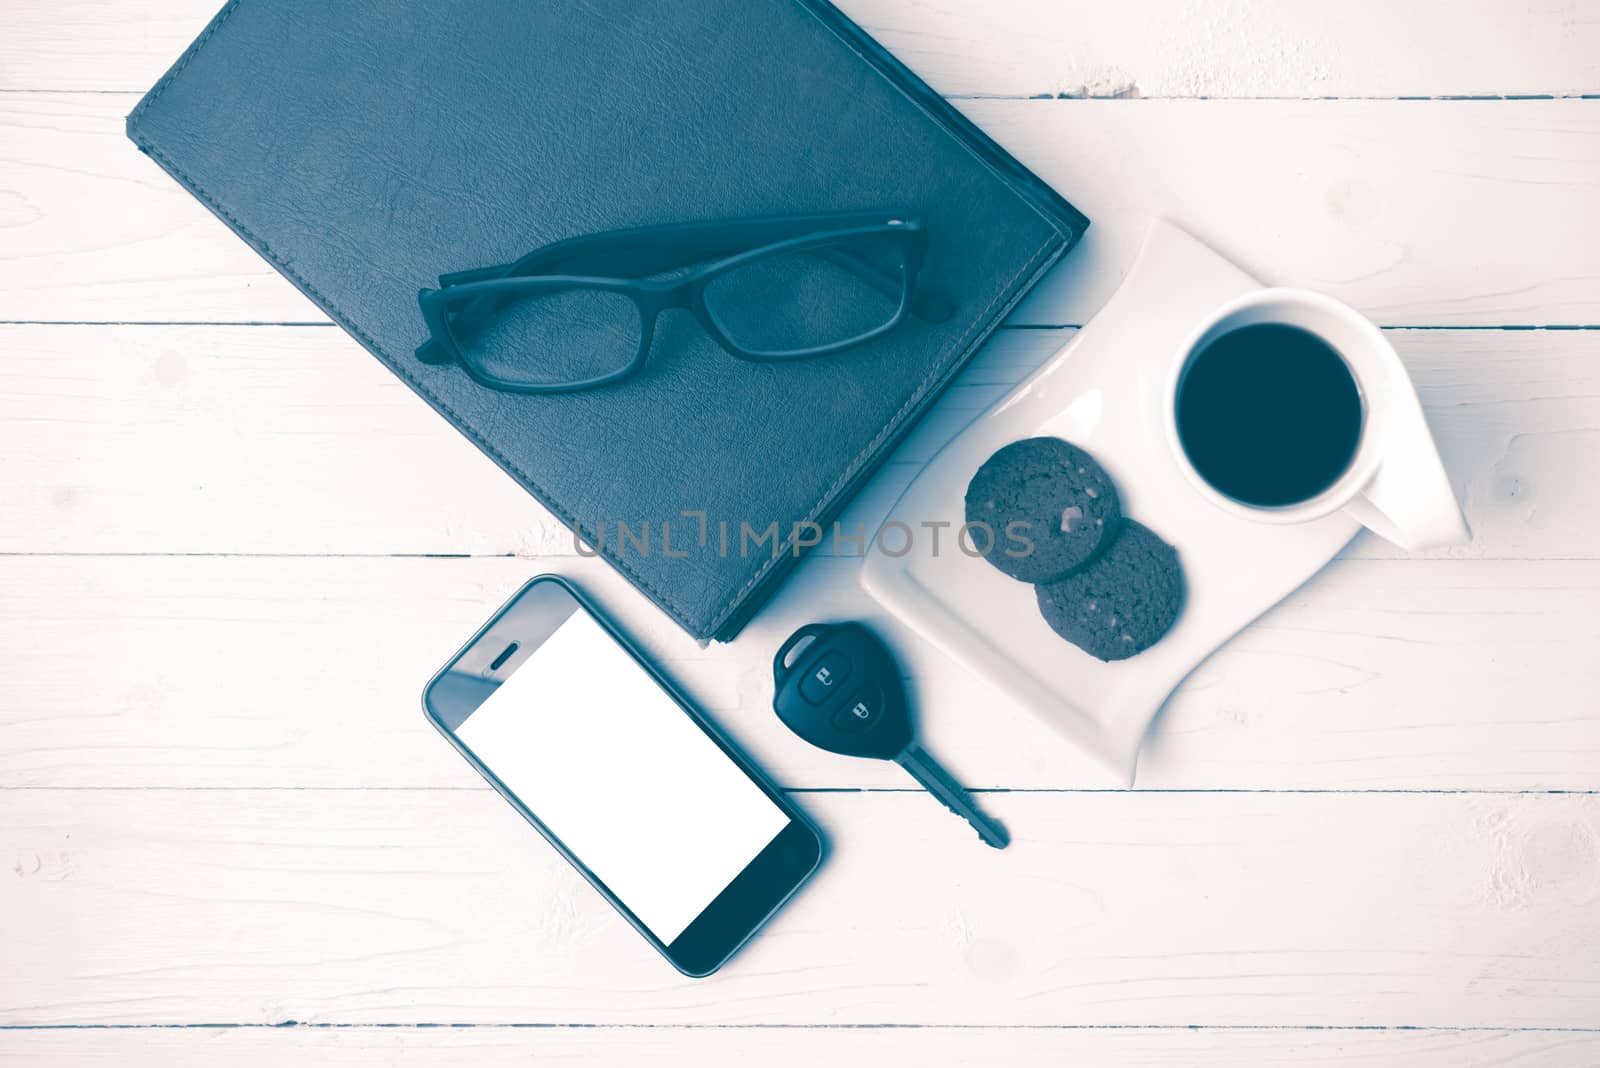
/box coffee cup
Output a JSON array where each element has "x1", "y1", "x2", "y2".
[{"x1": 1163, "y1": 288, "x2": 1468, "y2": 551}]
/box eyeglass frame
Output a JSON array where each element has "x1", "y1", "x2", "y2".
[{"x1": 414, "y1": 212, "x2": 928, "y2": 394}]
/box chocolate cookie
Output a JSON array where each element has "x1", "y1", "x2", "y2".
[
  {"x1": 1035, "y1": 520, "x2": 1184, "y2": 661},
  {"x1": 964, "y1": 437, "x2": 1121, "y2": 583}
]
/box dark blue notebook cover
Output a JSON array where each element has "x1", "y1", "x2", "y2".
[{"x1": 127, "y1": 0, "x2": 1088, "y2": 640}]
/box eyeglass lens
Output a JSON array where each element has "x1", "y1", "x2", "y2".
[{"x1": 443, "y1": 230, "x2": 909, "y2": 389}]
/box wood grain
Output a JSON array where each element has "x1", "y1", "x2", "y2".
[
  {"x1": 3, "y1": 325, "x2": 1594, "y2": 560},
  {"x1": 5, "y1": 0, "x2": 1598, "y2": 98},
  {"x1": 5, "y1": 1, "x2": 1599, "y2": 1054},
  {"x1": 2, "y1": 555, "x2": 1596, "y2": 791},
  {"x1": 4, "y1": 1026, "x2": 1597, "y2": 1067},
  {"x1": 4, "y1": 789, "x2": 1598, "y2": 1026},
  {"x1": 3, "y1": 95, "x2": 1597, "y2": 326}
]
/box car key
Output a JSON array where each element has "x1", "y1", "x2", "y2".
[{"x1": 771, "y1": 622, "x2": 1010, "y2": 849}]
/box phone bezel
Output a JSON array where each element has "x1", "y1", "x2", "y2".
[{"x1": 421, "y1": 573, "x2": 824, "y2": 977}]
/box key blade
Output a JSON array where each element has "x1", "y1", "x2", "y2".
[{"x1": 898, "y1": 745, "x2": 1010, "y2": 849}]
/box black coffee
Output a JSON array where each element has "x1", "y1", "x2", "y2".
[{"x1": 1176, "y1": 323, "x2": 1362, "y2": 507}]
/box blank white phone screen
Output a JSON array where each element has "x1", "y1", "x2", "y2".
[{"x1": 455, "y1": 608, "x2": 791, "y2": 944}]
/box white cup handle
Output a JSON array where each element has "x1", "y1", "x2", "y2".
[
  {"x1": 1344, "y1": 462, "x2": 1467, "y2": 552},
  {"x1": 1341, "y1": 377, "x2": 1469, "y2": 552}
]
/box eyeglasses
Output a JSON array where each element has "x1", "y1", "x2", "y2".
[{"x1": 415, "y1": 212, "x2": 929, "y2": 394}]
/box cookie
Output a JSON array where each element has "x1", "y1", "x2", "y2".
[
  {"x1": 964, "y1": 437, "x2": 1121, "y2": 583},
  {"x1": 1035, "y1": 520, "x2": 1184, "y2": 661}
]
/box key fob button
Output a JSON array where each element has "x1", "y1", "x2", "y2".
[
  {"x1": 771, "y1": 621, "x2": 1008, "y2": 847},
  {"x1": 799, "y1": 652, "x2": 851, "y2": 704},
  {"x1": 831, "y1": 689, "x2": 881, "y2": 733}
]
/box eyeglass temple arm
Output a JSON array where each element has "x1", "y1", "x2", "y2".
[
  {"x1": 414, "y1": 330, "x2": 452, "y2": 365},
  {"x1": 441, "y1": 230, "x2": 755, "y2": 291},
  {"x1": 417, "y1": 265, "x2": 524, "y2": 359},
  {"x1": 444, "y1": 244, "x2": 945, "y2": 327},
  {"x1": 437, "y1": 264, "x2": 517, "y2": 287}
]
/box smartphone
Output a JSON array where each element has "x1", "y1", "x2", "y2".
[{"x1": 422, "y1": 574, "x2": 823, "y2": 976}]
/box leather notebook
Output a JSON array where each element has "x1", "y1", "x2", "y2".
[{"x1": 128, "y1": 0, "x2": 1088, "y2": 640}]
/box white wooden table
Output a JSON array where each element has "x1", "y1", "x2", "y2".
[{"x1": 4, "y1": 1, "x2": 1599, "y2": 1064}]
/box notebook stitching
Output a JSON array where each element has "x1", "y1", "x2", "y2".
[
  {"x1": 128, "y1": 0, "x2": 244, "y2": 127},
  {"x1": 789, "y1": 0, "x2": 1076, "y2": 240},
  {"x1": 126, "y1": 1, "x2": 701, "y2": 625},
  {"x1": 129, "y1": 134, "x2": 695, "y2": 625},
  {"x1": 126, "y1": 0, "x2": 1060, "y2": 638}
]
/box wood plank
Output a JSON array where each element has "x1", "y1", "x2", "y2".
[
  {"x1": 4, "y1": 789, "x2": 1598, "y2": 1026},
  {"x1": 2, "y1": 556, "x2": 1596, "y2": 791},
  {"x1": 2, "y1": 325, "x2": 1594, "y2": 560},
  {"x1": 3, "y1": 1025, "x2": 1596, "y2": 1067},
  {"x1": 843, "y1": 0, "x2": 1600, "y2": 100},
  {"x1": 5, "y1": 0, "x2": 1598, "y2": 99},
  {"x1": 992, "y1": 99, "x2": 1600, "y2": 329},
  {"x1": 3, "y1": 94, "x2": 1598, "y2": 326}
]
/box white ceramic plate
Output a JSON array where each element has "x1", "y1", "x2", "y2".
[{"x1": 860, "y1": 221, "x2": 1360, "y2": 782}]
